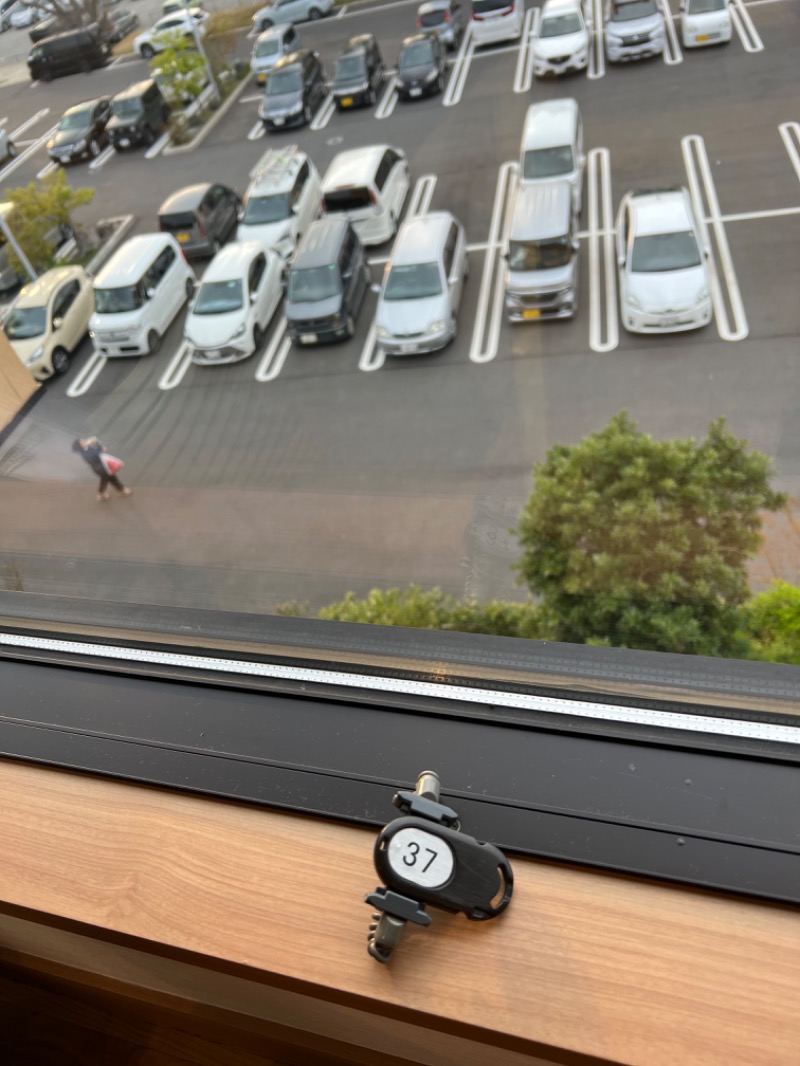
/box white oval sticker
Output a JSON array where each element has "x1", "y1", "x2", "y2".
[{"x1": 387, "y1": 826, "x2": 455, "y2": 889}]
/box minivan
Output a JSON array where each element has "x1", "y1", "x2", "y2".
[
  {"x1": 519, "y1": 97, "x2": 584, "y2": 214},
  {"x1": 157, "y1": 182, "x2": 242, "y2": 259},
  {"x1": 320, "y1": 145, "x2": 410, "y2": 246},
  {"x1": 108, "y1": 80, "x2": 171, "y2": 150},
  {"x1": 27, "y1": 25, "x2": 110, "y2": 82},
  {"x1": 470, "y1": 0, "x2": 525, "y2": 47},
  {"x1": 504, "y1": 180, "x2": 579, "y2": 322},
  {"x1": 259, "y1": 49, "x2": 326, "y2": 130},
  {"x1": 330, "y1": 33, "x2": 385, "y2": 109},
  {"x1": 285, "y1": 217, "x2": 370, "y2": 345},
  {"x1": 89, "y1": 233, "x2": 195, "y2": 357}
]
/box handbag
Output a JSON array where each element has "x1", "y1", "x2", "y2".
[{"x1": 100, "y1": 454, "x2": 124, "y2": 477}]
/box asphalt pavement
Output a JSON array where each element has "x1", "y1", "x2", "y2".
[{"x1": 1, "y1": 0, "x2": 800, "y2": 614}]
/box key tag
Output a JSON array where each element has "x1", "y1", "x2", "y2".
[{"x1": 365, "y1": 771, "x2": 514, "y2": 963}]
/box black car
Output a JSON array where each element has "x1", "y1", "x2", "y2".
[
  {"x1": 396, "y1": 33, "x2": 446, "y2": 99},
  {"x1": 103, "y1": 8, "x2": 139, "y2": 44},
  {"x1": 47, "y1": 97, "x2": 112, "y2": 164},
  {"x1": 107, "y1": 79, "x2": 171, "y2": 150},
  {"x1": 157, "y1": 182, "x2": 242, "y2": 259},
  {"x1": 258, "y1": 49, "x2": 326, "y2": 131},
  {"x1": 330, "y1": 33, "x2": 384, "y2": 110}
]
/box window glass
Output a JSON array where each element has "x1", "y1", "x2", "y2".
[
  {"x1": 4, "y1": 306, "x2": 47, "y2": 339},
  {"x1": 334, "y1": 55, "x2": 366, "y2": 83},
  {"x1": 399, "y1": 40, "x2": 435, "y2": 68},
  {"x1": 287, "y1": 264, "x2": 341, "y2": 302},
  {"x1": 507, "y1": 238, "x2": 571, "y2": 271},
  {"x1": 685, "y1": 0, "x2": 726, "y2": 11},
  {"x1": 522, "y1": 146, "x2": 574, "y2": 179},
  {"x1": 383, "y1": 262, "x2": 443, "y2": 300},
  {"x1": 94, "y1": 286, "x2": 143, "y2": 314},
  {"x1": 539, "y1": 13, "x2": 582, "y2": 36},
  {"x1": 610, "y1": 0, "x2": 657, "y2": 19},
  {"x1": 630, "y1": 231, "x2": 702, "y2": 273},
  {"x1": 324, "y1": 187, "x2": 373, "y2": 212},
  {"x1": 53, "y1": 281, "x2": 79, "y2": 319},
  {"x1": 192, "y1": 279, "x2": 244, "y2": 314},
  {"x1": 241, "y1": 193, "x2": 291, "y2": 225},
  {"x1": 266, "y1": 69, "x2": 303, "y2": 95},
  {"x1": 249, "y1": 254, "x2": 267, "y2": 293}
]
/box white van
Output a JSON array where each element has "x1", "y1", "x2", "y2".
[
  {"x1": 519, "y1": 97, "x2": 584, "y2": 214},
  {"x1": 320, "y1": 145, "x2": 410, "y2": 246},
  {"x1": 89, "y1": 233, "x2": 194, "y2": 357},
  {"x1": 470, "y1": 0, "x2": 525, "y2": 47}
]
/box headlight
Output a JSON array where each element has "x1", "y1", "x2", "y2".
[
  {"x1": 25, "y1": 346, "x2": 44, "y2": 366},
  {"x1": 376, "y1": 325, "x2": 389, "y2": 338},
  {"x1": 74, "y1": 137, "x2": 87, "y2": 151},
  {"x1": 360, "y1": 81, "x2": 370, "y2": 91},
  {"x1": 288, "y1": 101, "x2": 303, "y2": 114},
  {"x1": 424, "y1": 69, "x2": 438, "y2": 83},
  {"x1": 427, "y1": 320, "x2": 445, "y2": 335},
  {"x1": 696, "y1": 288, "x2": 709, "y2": 303},
  {"x1": 231, "y1": 324, "x2": 246, "y2": 339},
  {"x1": 626, "y1": 294, "x2": 642, "y2": 310}
]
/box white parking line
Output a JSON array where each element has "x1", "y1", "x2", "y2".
[
  {"x1": 443, "y1": 24, "x2": 474, "y2": 107},
  {"x1": 310, "y1": 94, "x2": 336, "y2": 131},
  {"x1": 255, "y1": 318, "x2": 290, "y2": 381},
  {"x1": 0, "y1": 123, "x2": 57, "y2": 182},
  {"x1": 36, "y1": 160, "x2": 57, "y2": 180},
  {"x1": 681, "y1": 134, "x2": 748, "y2": 342},
  {"x1": 88, "y1": 144, "x2": 116, "y2": 171},
  {"x1": 336, "y1": 3, "x2": 349, "y2": 15},
  {"x1": 144, "y1": 129, "x2": 171, "y2": 160},
  {"x1": 66, "y1": 351, "x2": 107, "y2": 398},
  {"x1": 470, "y1": 161, "x2": 516, "y2": 365},
  {"x1": 405, "y1": 173, "x2": 437, "y2": 218},
  {"x1": 158, "y1": 342, "x2": 193, "y2": 391},
  {"x1": 375, "y1": 74, "x2": 398, "y2": 120},
  {"x1": 10, "y1": 108, "x2": 48, "y2": 140},
  {"x1": 358, "y1": 322, "x2": 383, "y2": 372},
  {"x1": 730, "y1": 0, "x2": 764, "y2": 50},
  {"x1": 240, "y1": 93, "x2": 263, "y2": 105},
  {"x1": 513, "y1": 7, "x2": 538, "y2": 94},
  {"x1": 588, "y1": 0, "x2": 606, "y2": 79},
  {"x1": 715, "y1": 205, "x2": 800, "y2": 223},
  {"x1": 779, "y1": 122, "x2": 800, "y2": 185},
  {"x1": 660, "y1": 0, "x2": 684, "y2": 63},
  {"x1": 247, "y1": 119, "x2": 266, "y2": 140},
  {"x1": 587, "y1": 147, "x2": 619, "y2": 354}
]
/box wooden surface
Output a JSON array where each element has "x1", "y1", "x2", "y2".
[{"x1": 0, "y1": 758, "x2": 798, "y2": 1066}]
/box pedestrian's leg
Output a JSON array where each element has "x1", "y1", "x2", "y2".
[
  {"x1": 110, "y1": 474, "x2": 132, "y2": 497},
  {"x1": 97, "y1": 473, "x2": 110, "y2": 501}
]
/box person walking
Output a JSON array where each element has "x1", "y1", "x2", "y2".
[{"x1": 72, "y1": 437, "x2": 133, "y2": 501}]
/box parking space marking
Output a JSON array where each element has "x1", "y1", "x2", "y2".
[
  {"x1": 730, "y1": 0, "x2": 764, "y2": 51},
  {"x1": 470, "y1": 161, "x2": 516, "y2": 365},
  {"x1": 358, "y1": 322, "x2": 383, "y2": 372},
  {"x1": 310, "y1": 94, "x2": 336, "y2": 131},
  {"x1": 588, "y1": 0, "x2": 606, "y2": 79},
  {"x1": 0, "y1": 123, "x2": 58, "y2": 182},
  {"x1": 681, "y1": 134, "x2": 748, "y2": 342},
  {"x1": 716, "y1": 205, "x2": 800, "y2": 223},
  {"x1": 88, "y1": 144, "x2": 116, "y2": 171},
  {"x1": 375, "y1": 74, "x2": 398, "y2": 120},
  {"x1": 158, "y1": 342, "x2": 193, "y2": 391},
  {"x1": 778, "y1": 122, "x2": 800, "y2": 185},
  {"x1": 336, "y1": 3, "x2": 348, "y2": 14},
  {"x1": 248, "y1": 119, "x2": 266, "y2": 140},
  {"x1": 513, "y1": 7, "x2": 538, "y2": 94},
  {"x1": 240, "y1": 93, "x2": 263, "y2": 105},
  {"x1": 66, "y1": 352, "x2": 107, "y2": 398},
  {"x1": 405, "y1": 173, "x2": 437, "y2": 218},
  {"x1": 255, "y1": 317, "x2": 290, "y2": 382},
  {"x1": 443, "y1": 24, "x2": 474, "y2": 107},
  {"x1": 587, "y1": 147, "x2": 619, "y2": 354},
  {"x1": 144, "y1": 129, "x2": 171, "y2": 160},
  {"x1": 36, "y1": 160, "x2": 58, "y2": 180},
  {"x1": 660, "y1": 0, "x2": 684, "y2": 64},
  {"x1": 10, "y1": 108, "x2": 49, "y2": 140}
]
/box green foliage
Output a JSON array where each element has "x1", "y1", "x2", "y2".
[
  {"x1": 515, "y1": 412, "x2": 786, "y2": 657},
  {"x1": 741, "y1": 581, "x2": 800, "y2": 664},
  {"x1": 4, "y1": 169, "x2": 93, "y2": 277},
  {"x1": 318, "y1": 585, "x2": 546, "y2": 639},
  {"x1": 149, "y1": 33, "x2": 209, "y2": 107}
]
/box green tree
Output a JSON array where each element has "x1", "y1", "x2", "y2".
[
  {"x1": 515, "y1": 413, "x2": 786, "y2": 657},
  {"x1": 149, "y1": 34, "x2": 209, "y2": 109},
  {"x1": 741, "y1": 581, "x2": 800, "y2": 664},
  {"x1": 4, "y1": 169, "x2": 94, "y2": 277}
]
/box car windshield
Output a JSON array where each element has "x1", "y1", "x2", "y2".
[
  {"x1": 334, "y1": 55, "x2": 366, "y2": 82},
  {"x1": 383, "y1": 262, "x2": 442, "y2": 300},
  {"x1": 192, "y1": 280, "x2": 244, "y2": 315},
  {"x1": 685, "y1": 0, "x2": 726, "y2": 11},
  {"x1": 539, "y1": 13, "x2": 582, "y2": 36},
  {"x1": 266, "y1": 70, "x2": 303, "y2": 95},
  {"x1": 522, "y1": 146, "x2": 574, "y2": 179},
  {"x1": 112, "y1": 99, "x2": 142, "y2": 118},
  {"x1": 255, "y1": 39, "x2": 280, "y2": 57},
  {"x1": 507, "y1": 238, "x2": 571, "y2": 271},
  {"x1": 400, "y1": 41, "x2": 434, "y2": 68},
  {"x1": 59, "y1": 109, "x2": 92, "y2": 131},
  {"x1": 630, "y1": 231, "x2": 702, "y2": 272},
  {"x1": 611, "y1": 0, "x2": 657, "y2": 19},
  {"x1": 287, "y1": 265, "x2": 341, "y2": 302},
  {"x1": 4, "y1": 306, "x2": 47, "y2": 340},
  {"x1": 241, "y1": 193, "x2": 291, "y2": 225},
  {"x1": 94, "y1": 286, "x2": 143, "y2": 314}
]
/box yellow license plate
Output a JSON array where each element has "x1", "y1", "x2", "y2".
[
  {"x1": 696, "y1": 34, "x2": 709, "y2": 41},
  {"x1": 341, "y1": 97, "x2": 353, "y2": 107},
  {"x1": 177, "y1": 233, "x2": 190, "y2": 243},
  {"x1": 522, "y1": 309, "x2": 541, "y2": 320},
  {"x1": 257, "y1": 73, "x2": 266, "y2": 83}
]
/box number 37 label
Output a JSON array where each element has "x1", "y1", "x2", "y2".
[{"x1": 387, "y1": 826, "x2": 455, "y2": 889}]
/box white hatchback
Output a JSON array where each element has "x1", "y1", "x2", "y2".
[
  {"x1": 616, "y1": 187, "x2": 712, "y2": 334},
  {"x1": 533, "y1": 0, "x2": 589, "y2": 77},
  {"x1": 681, "y1": 0, "x2": 732, "y2": 47},
  {"x1": 185, "y1": 241, "x2": 284, "y2": 364}
]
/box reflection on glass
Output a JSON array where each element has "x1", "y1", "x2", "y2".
[
  {"x1": 4, "y1": 306, "x2": 46, "y2": 339},
  {"x1": 630, "y1": 232, "x2": 701, "y2": 273},
  {"x1": 507, "y1": 239, "x2": 571, "y2": 271},
  {"x1": 94, "y1": 286, "x2": 142, "y2": 314},
  {"x1": 383, "y1": 262, "x2": 442, "y2": 300},
  {"x1": 522, "y1": 146, "x2": 574, "y2": 179},
  {"x1": 539, "y1": 14, "x2": 582, "y2": 36},
  {"x1": 400, "y1": 41, "x2": 435, "y2": 68},
  {"x1": 192, "y1": 280, "x2": 244, "y2": 315},
  {"x1": 241, "y1": 194, "x2": 291, "y2": 225},
  {"x1": 287, "y1": 264, "x2": 341, "y2": 302},
  {"x1": 266, "y1": 71, "x2": 303, "y2": 95}
]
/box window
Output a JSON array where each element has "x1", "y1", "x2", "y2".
[
  {"x1": 287, "y1": 264, "x2": 341, "y2": 302},
  {"x1": 630, "y1": 231, "x2": 702, "y2": 273},
  {"x1": 376, "y1": 150, "x2": 402, "y2": 192},
  {"x1": 340, "y1": 229, "x2": 357, "y2": 274},
  {"x1": 472, "y1": 0, "x2": 515, "y2": 12},
  {"x1": 290, "y1": 164, "x2": 309, "y2": 209},
  {"x1": 442, "y1": 224, "x2": 458, "y2": 278},
  {"x1": 145, "y1": 246, "x2": 177, "y2": 290},
  {"x1": 507, "y1": 238, "x2": 572, "y2": 271},
  {"x1": 610, "y1": 0, "x2": 658, "y2": 19},
  {"x1": 52, "y1": 280, "x2": 79, "y2": 321},
  {"x1": 383, "y1": 262, "x2": 443, "y2": 300},
  {"x1": 334, "y1": 55, "x2": 366, "y2": 83},
  {"x1": 521, "y1": 146, "x2": 574, "y2": 180},
  {"x1": 192, "y1": 279, "x2": 244, "y2": 315},
  {"x1": 266, "y1": 69, "x2": 303, "y2": 95},
  {"x1": 241, "y1": 193, "x2": 291, "y2": 225},
  {"x1": 399, "y1": 40, "x2": 435, "y2": 69},
  {"x1": 205, "y1": 185, "x2": 227, "y2": 210},
  {"x1": 3, "y1": 306, "x2": 47, "y2": 339},
  {"x1": 539, "y1": 13, "x2": 583, "y2": 36},
  {"x1": 685, "y1": 0, "x2": 726, "y2": 11},
  {"x1": 249, "y1": 253, "x2": 267, "y2": 294},
  {"x1": 324, "y1": 187, "x2": 373, "y2": 212},
  {"x1": 94, "y1": 286, "x2": 143, "y2": 314}
]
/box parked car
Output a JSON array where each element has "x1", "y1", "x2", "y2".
[
  {"x1": 107, "y1": 80, "x2": 171, "y2": 150},
  {"x1": 157, "y1": 182, "x2": 242, "y2": 259},
  {"x1": 533, "y1": 0, "x2": 589, "y2": 76},
  {"x1": 4, "y1": 266, "x2": 93, "y2": 381},
  {"x1": 185, "y1": 242, "x2": 284, "y2": 365},
  {"x1": 27, "y1": 25, "x2": 111, "y2": 82},
  {"x1": 469, "y1": 0, "x2": 526, "y2": 47},
  {"x1": 103, "y1": 8, "x2": 139, "y2": 44},
  {"x1": 259, "y1": 49, "x2": 326, "y2": 131},
  {"x1": 330, "y1": 34, "x2": 385, "y2": 110},
  {"x1": 396, "y1": 33, "x2": 447, "y2": 99},
  {"x1": 320, "y1": 145, "x2": 410, "y2": 246},
  {"x1": 252, "y1": 0, "x2": 333, "y2": 34},
  {"x1": 285, "y1": 217, "x2": 370, "y2": 345},
  {"x1": 0, "y1": 0, "x2": 22, "y2": 33},
  {"x1": 0, "y1": 126, "x2": 16, "y2": 163},
  {"x1": 416, "y1": 0, "x2": 465, "y2": 51},
  {"x1": 237, "y1": 144, "x2": 321, "y2": 260},
  {"x1": 162, "y1": 0, "x2": 204, "y2": 15},
  {"x1": 134, "y1": 10, "x2": 206, "y2": 59},
  {"x1": 519, "y1": 98, "x2": 585, "y2": 214},
  {"x1": 604, "y1": 0, "x2": 665, "y2": 62},
  {"x1": 251, "y1": 23, "x2": 299, "y2": 85},
  {"x1": 681, "y1": 0, "x2": 732, "y2": 47},
  {"x1": 28, "y1": 15, "x2": 59, "y2": 42},
  {"x1": 376, "y1": 212, "x2": 468, "y2": 354},
  {"x1": 616, "y1": 186, "x2": 712, "y2": 333},
  {"x1": 10, "y1": 1, "x2": 46, "y2": 29},
  {"x1": 47, "y1": 98, "x2": 111, "y2": 164}
]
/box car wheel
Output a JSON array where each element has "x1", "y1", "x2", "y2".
[
  {"x1": 80, "y1": 58, "x2": 91, "y2": 74},
  {"x1": 141, "y1": 125, "x2": 155, "y2": 146},
  {"x1": 253, "y1": 323, "x2": 266, "y2": 350},
  {"x1": 345, "y1": 314, "x2": 355, "y2": 339},
  {"x1": 303, "y1": 102, "x2": 311, "y2": 124},
  {"x1": 309, "y1": 6, "x2": 322, "y2": 19},
  {"x1": 88, "y1": 138, "x2": 100, "y2": 158},
  {"x1": 437, "y1": 72, "x2": 444, "y2": 93},
  {"x1": 367, "y1": 86, "x2": 376, "y2": 106},
  {"x1": 6, "y1": 140, "x2": 15, "y2": 158},
  {"x1": 259, "y1": 18, "x2": 273, "y2": 31},
  {"x1": 51, "y1": 347, "x2": 69, "y2": 375},
  {"x1": 449, "y1": 316, "x2": 458, "y2": 343},
  {"x1": 211, "y1": 238, "x2": 222, "y2": 255},
  {"x1": 185, "y1": 277, "x2": 195, "y2": 301},
  {"x1": 141, "y1": 44, "x2": 154, "y2": 59},
  {"x1": 146, "y1": 329, "x2": 161, "y2": 355},
  {"x1": 40, "y1": 69, "x2": 53, "y2": 83}
]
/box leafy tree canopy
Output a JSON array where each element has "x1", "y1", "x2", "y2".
[
  {"x1": 4, "y1": 169, "x2": 94, "y2": 277},
  {"x1": 741, "y1": 580, "x2": 800, "y2": 664}
]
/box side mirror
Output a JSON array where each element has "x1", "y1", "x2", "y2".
[
  {"x1": 704, "y1": 247, "x2": 710, "y2": 259},
  {"x1": 250, "y1": 291, "x2": 258, "y2": 303},
  {"x1": 578, "y1": 153, "x2": 586, "y2": 170},
  {"x1": 52, "y1": 317, "x2": 63, "y2": 330},
  {"x1": 617, "y1": 255, "x2": 625, "y2": 268},
  {"x1": 370, "y1": 282, "x2": 381, "y2": 294},
  {"x1": 145, "y1": 288, "x2": 155, "y2": 299},
  {"x1": 572, "y1": 240, "x2": 580, "y2": 253}
]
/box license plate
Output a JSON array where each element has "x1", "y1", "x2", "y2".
[
  {"x1": 257, "y1": 73, "x2": 266, "y2": 83},
  {"x1": 119, "y1": 137, "x2": 130, "y2": 148},
  {"x1": 177, "y1": 232, "x2": 190, "y2": 243},
  {"x1": 522, "y1": 309, "x2": 541, "y2": 320},
  {"x1": 400, "y1": 343, "x2": 417, "y2": 353},
  {"x1": 661, "y1": 316, "x2": 678, "y2": 327},
  {"x1": 300, "y1": 333, "x2": 316, "y2": 344},
  {"x1": 696, "y1": 34, "x2": 709, "y2": 41},
  {"x1": 409, "y1": 87, "x2": 422, "y2": 97},
  {"x1": 341, "y1": 96, "x2": 353, "y2": 107},
  {"x1": 273, "y1": 116, "x2": 284, "y2": 126}
]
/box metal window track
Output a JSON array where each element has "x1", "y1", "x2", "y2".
[{"x1": 0, "y1": 630, "x2": 798, "y2": 906}]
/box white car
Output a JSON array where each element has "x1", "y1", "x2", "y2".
[
  {"x1": 533, "y1": 0, "x2": 589, "y2": 77},
  {"x1": 237, "y1": 144, "x2": 320, "y2": 260},
  {"x1": 252, "y1": 0, "x2": 332, "y2": 34},
  {"x1": 681, "y1": 0, "x2": 732, "y2": 47},
  {"x1": 184, "y1": 241, "x2": 284, "y2": 364},
  {"x1": 0, "y1": 127, "x2": 16, "y2": 162},
  {"x1": 616, "y1": 187, "x2": 712, "y2": 334},
  {"x1": 10, "y1": 1, "x2": 44, "y2": 27},
  {"x1": 134, "y1": 10, "x2": 207, "y2": 59}
]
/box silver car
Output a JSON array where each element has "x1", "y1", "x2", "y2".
[
  {"x1": 416, "y1": 0, "x2": 465, "y2": 50},
  {"x1": 376, "y1": 211, "x2": 468, "y2": 355},
  {"x1": 253, "y1": 0, "x2": 332, "y2": 33}
]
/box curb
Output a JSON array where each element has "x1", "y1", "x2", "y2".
[
  {"x1": 85, "y1": 214, "x2": 136, "y2": 277},
  {"x1": 162, "y1": 74, "x2": 251, "y2": 156}
]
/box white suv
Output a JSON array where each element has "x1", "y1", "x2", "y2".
[
  {"x1": 616, "y1": 187, "x2": 712, "y2": 334},
  {"x1": 533, "y1": 0, "x2": 589, "y2": 77},
  {"x1": 236, "y1": 145, "x2": 321, "y2": 260},
  {"x1": 0, "y1": 127, "x2": 16, "y2": 163},
  {"x1": 604, "y1": 0, "x2": 665, "y2": 61}
]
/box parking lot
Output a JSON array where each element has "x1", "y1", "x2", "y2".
[{"x1": 1, "y1": 0, "x2": 799, "y2": 611}]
